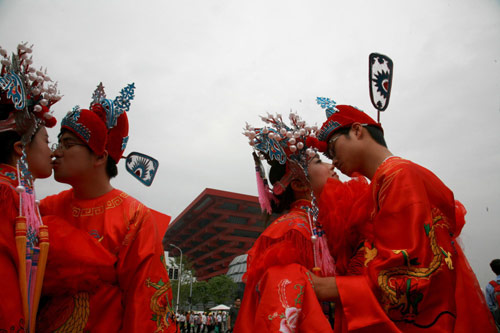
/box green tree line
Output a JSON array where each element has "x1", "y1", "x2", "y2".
[{"x1": 169, "y1": 256, "x2": 237, "y2": 311}]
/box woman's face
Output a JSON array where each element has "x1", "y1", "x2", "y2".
[
  {"x1": 307, "y1": 155, "x2": 338, "y2": 196},
  {"x1": 25, "y1": 126, "x2": 53, "y2": 179}
]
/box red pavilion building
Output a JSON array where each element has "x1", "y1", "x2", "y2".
[{"x1": 164, "y1": 188, "x2": 273, "y2": 280}]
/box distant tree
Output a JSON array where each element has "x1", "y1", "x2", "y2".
[
  {"x1": 208, "y1": 275, "x2": 237, "y2": 305},
  {"x1": 191, "y1": 280, "x2": 211, "y2": 309},
  {"x1": 179, "y1": 281, "x2": 192, "y2": 310}
]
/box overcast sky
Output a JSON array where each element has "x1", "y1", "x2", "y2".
[{"x1": 2, "y1": 0, "x2": 499, "y2": 288}]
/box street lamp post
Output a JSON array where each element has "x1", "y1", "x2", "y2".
[
  {"x1": 189, "y1": 273, "x2": 193, "y2": 312},
  {"x1": 170, "y1": 243, "x2": 182, "y2": 313}
]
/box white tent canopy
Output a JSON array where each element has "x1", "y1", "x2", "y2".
[{"x1": 209, "y1": 304, "x2": 230, "y2": 311}]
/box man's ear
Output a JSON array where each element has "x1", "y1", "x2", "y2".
[
  {"x1": 94, "y1": 150, "x2": 109, "y2": 167},
  {"x1": 351, "y1": 122, "x2": 364, "y2": 139}
]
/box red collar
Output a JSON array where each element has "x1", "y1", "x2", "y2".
[{"x1": 290, "y1": 199, "x2": 313, "y2": 211}]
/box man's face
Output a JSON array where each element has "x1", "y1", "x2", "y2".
[
  {"x1": 328, "y1": 125, "x2": 363, "y2": 177},
  {"x1": 51, "y1": 131, "x2": 95, "y2": 185},
  {"x1": 234, "y1": 299, "x2": 241, "y2": 308}
]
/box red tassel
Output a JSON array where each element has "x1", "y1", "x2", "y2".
[
  {"x1": 305, "y1": 136, "x2": 327, "y2": 152},
  {"x1": 256, "y1": 171, "x2": 272, "y2": 214},
  {"x1": 314, "y1": 235, "x2": 336, "y2": 276}
]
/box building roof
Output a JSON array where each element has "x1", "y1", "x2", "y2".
[
  {"x1": 164, "y1": 188, "x2": 270, "y2": 280},
  {"x1": 226, "y1": 254, "x2": 248, "y2": 283}
]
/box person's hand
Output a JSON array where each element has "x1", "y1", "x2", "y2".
[{"x1": 309, "y1": 272, "x2": 338, "y2": 301}]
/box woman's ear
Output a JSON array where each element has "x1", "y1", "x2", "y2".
[
  {"x1": 13, "y1": 141, "x2": 23, "y2": 159},
  {"x1": 290, "y1": 179, "x2": 309, "y2": 192}
]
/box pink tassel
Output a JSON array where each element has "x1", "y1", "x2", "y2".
[
  {"x1": 256, "y1": 171, "x2": 273, "y2": 214},
  {"x1": 21, "y1": 191, "x2": 41, "y2": 235},
  {"x1": 314, "y1": 234, "x2": 336, "y2": 277}
]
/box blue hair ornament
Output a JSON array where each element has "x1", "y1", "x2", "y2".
[
  {"x1": 254, "y1": 128, "x2": 287, "y2": 165},
  {"x1": 316, "y1": 97, "x2": 338, "y2": 118},
  {"x1": 0, "y1": 72, "x2": 26, "y2": 110},
  {"x1": 91, "y1": 82, "x2": 135, "y2": 129}
]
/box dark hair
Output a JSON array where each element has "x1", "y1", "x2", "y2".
[
  {"x1": 0, "y1": 131, "x2": 21, "y2": 164},
  {"x1": 365, "y1": 125, "x2": 387, "y2": 148},
  {"x1": 0, "y1": 105, "x2": 21, "y2": 164},
  {"x1": 268, "y1": 162, "x2": 295, "y2": 214},
  {"x1": 331, "y1": 124, "x2": 387, "y2": 148},
  {"x1": 106, "y1": 156, "x2": 118, "y2": 179},
  {"x1": 333, "y1": 127, "x2": 351, "y2": 137},
  {"x1": 490, "y1": 259, "x2": 500, "y2": 275}
]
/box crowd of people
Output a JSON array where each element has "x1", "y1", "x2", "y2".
[
  {"x1": 174, "y1": 297, "x2": 241, "y2": 333},
  {"x1": 176, "y1": 311, "x2": 227, "y2": 333},
  {"x1": 1, "y1": 41, "x2": 499, "y2": 332}
]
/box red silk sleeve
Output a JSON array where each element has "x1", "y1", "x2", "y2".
[
  {"x1": 335, "y1": 275, "x2": 401, "y2": 332},
  {"x1": 318, "y1": 177, "x2": 372, "y2": 275},
  {"x1": 0, "y1": 184, "x2": 25, "y2": 331},
  {"x1": 39, "y1": 191, "x2": 64, "y2": 216},
  {"x1": 41, "y1": 215, "x2": 117, "y2": 295},
  {"x1": 237, "y1": 264, "x2": 333, "y2": 333},
  {"x1": 116, "y1": 201, "x2": 176, "y2": 333}
]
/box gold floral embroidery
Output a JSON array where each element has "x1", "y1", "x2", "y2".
[
  {"x1": 364, "y1": 244, "x2": 378, "y2": 266},
  {"x1": 376, "y1": 207, "x2": 454, "y2": 318},
  {"x1": 146, "y1": 277, "x2": 175, "y2": 332},
  {"x1": 54, "y1": 292, "x2": 90, "y2": 333},
  {"x1": 376, "y1": 167, "x2": 402, "y2": 209},
  {"x1": 122, "y1": 202, "x2": 151, "y2": 246}
]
